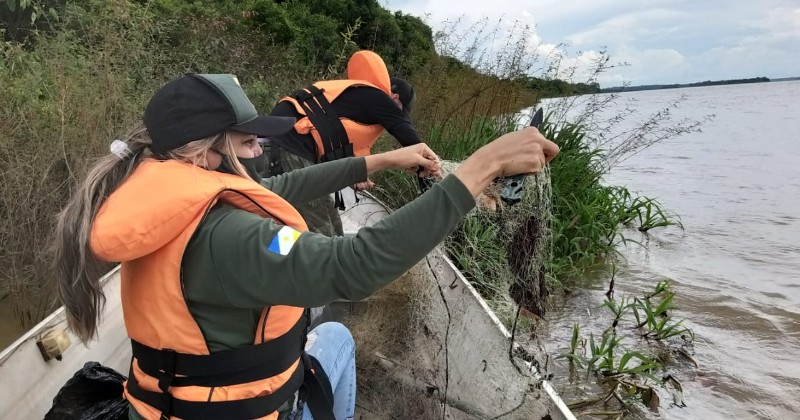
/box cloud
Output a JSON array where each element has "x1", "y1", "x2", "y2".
[
  {"x1": 599, "y1": 48, "x2": 688, "y2": 85},
  {"x1": 566, "y1": 8, "x2": 689, "y2": 47},
  {"x1": 383, "y1": 0, "x2": 800, "y2": 86},
  {"x1": 747, "y1": 6, "x2": 800, "y2": 44}
]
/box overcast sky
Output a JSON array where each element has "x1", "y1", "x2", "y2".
[{"x1": 383, "y1": 0, "x2": 800, "y2": 87}]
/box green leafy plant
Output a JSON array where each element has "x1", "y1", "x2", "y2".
[
  {"x1": 560, "y1": 278, "x2": 694, "y2": 415},
  {"x1": 601, "y1": 297, "x2": 633, "y2": 329},
  {"x1": 630, "y1": 281, "x2": 693, "y2": 341},
  {"x1": 556, "y1": 323, "x2": 587, "y2": 367}
]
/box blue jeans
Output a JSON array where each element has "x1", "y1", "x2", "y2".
[{"x1": 293, "y1": 322, "x2": 356, "y2": 420}]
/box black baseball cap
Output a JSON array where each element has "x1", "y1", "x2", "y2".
[
  {"x1": 390, "y1": 77, "x2": 416, "y2": 115},
  {"x1": 144, "y1": 74, "x2": 296, "y2": 154}
]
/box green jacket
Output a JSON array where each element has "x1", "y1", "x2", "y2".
[
  {"x1": 183, "y1": 156, "x2": 474, "y2": 350},
  {"x1": 130, "y1": 157, "x2": 475, "y2": 419}
]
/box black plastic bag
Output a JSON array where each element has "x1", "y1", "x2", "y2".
[{"x1": 44, "y1": 361, "x2": 129, "y2": 420}]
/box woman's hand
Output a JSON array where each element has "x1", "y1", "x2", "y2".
[
  {"x1": 352, "y1": 179, "x2": 375, "y2": 191},
  {"x1": 364, "y1": 143, "x2": 442, "y2": 178},
  {"x1": 454, "y1": 127, "x2": 559, "y2": 197}
]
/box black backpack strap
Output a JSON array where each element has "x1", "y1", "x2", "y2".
[
  {"x1": 297, "y1": 308, "x2": 335, "y2": 420},
  {"x1": 301, "y1": 353, "x2": 335, "y2": 420},
  {"x1": 290, "y1": 85, "x2": 353, "y2": 163}
]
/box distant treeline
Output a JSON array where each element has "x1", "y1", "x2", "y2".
[
  {"x1": 601, "y1": 77, "x2": 771, "y2": 93},
  {"x1": 523, "y1": 77, "x2": 601, "y2": 97},
  {"x1": 772, "y1": 77, "x2": 800, "y2": 82}
]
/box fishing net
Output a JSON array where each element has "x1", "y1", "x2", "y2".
[
  {"x1": 454, "y1": 164, "x2": 553, "y2": 319},
  {"x1": 340, "y1": 169, "x2": 558, "y2": 419}
]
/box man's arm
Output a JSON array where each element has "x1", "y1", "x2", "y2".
[
  {"x1": 339, "y1": 87, "x2": 422, "y2": 146},
  {"x1": 368, "y1": 90, "x2": 422, "y2": 146},
  {"x1": 384, "y1": 120, "x2": 422, "y2": 147}
]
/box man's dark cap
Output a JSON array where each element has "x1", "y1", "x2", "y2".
[{"x1": 390, "y1": 77, "x2": 416, "y2": 115}]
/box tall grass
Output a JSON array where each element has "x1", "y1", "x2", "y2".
[
  {"x1": 0, "y1": 2, "x2": 155, "y2": 329},
  {"x1": 543, "y1": 120, "x2": 683, "y2": 281},
  {"x1": 375, "y1": 112, "x2": 685, "y2": 291},
  {"x1": 373, "y1": 16, "x2": 701, "y2": 317},
  {"x1": 0, "y1": 0, "x2": 342, "y2": 336}
]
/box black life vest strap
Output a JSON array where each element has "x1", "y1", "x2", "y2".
[
  {"x1": 334, "y1": 191, "x2": 345, "y2": 211},
  {"x1": 131, "y1": 315, "x2": 305, "y2": 387},
  {"x1": 127, "y1": 311, "x2": 336, "y2": 420},
  {"x1": 290, "y1": 86, "x2": 353, "y2": 163},
  {"x1": 126, "y1": 357, "x2": 305, "y2": 420}
]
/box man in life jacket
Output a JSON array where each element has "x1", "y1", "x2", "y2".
[{"x1": 265, "y1": 50, "x2": 423, "y2": 236}]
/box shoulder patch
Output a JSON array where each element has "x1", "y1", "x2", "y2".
[{"x1": 267, "y1": 226, "x2": 302, "y2": 256}]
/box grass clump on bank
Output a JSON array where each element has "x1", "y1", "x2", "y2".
[
  {"x1": 375, "y1": 111, "x2": 685, "y2": 295},
  {"x1": 542, "y1": 120, "x2": 683, "y2": 282}
]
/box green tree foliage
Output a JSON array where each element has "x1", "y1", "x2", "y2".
[
  {"x1": 285, "y1": 0, "x2": 435, "y2": 75},
  {"x1": 391, "y1": 12, "x2": 435, "y2": 76},
  {"x1": 0, "y1": 0, "x2": 63, "y2": 41},
  {"x1": 135, "y1": 0, "x2": 435, "y2": 76}
]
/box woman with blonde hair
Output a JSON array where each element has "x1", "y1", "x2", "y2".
[{"x1": 52, "y1": 73, "x2": 558, "y2": 420}]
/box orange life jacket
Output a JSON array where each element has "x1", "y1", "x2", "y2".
[
  {"x1": 279, "y1": 50, "x2": 392, "y2": 161},
  {"x1": 90, "y1": 159, "x2": 315, "y2": 420}
]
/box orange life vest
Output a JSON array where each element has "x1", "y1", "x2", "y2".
[
  {"x1": 279, "y1": 50, "x2": 392, "y2": 161},
  {"x1": 90, "y1": 159, "x2": 313, "y2": 420}
]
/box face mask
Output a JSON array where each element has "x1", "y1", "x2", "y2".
[{"x1": 218, "y1": 153, "x2": 267, "y2": 183}]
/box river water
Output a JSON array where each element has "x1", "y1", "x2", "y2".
[{"x1": 543, "y1": 81, "x2": 800, "y2": 419}]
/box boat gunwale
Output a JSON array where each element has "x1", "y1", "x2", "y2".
[{"x1": 0, "y1": 265, "x2": 122, "y2": 366}]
